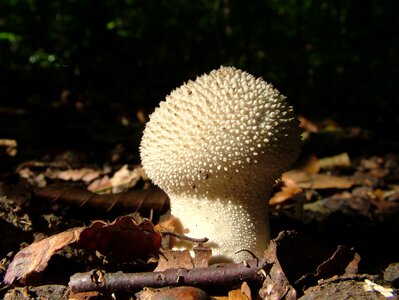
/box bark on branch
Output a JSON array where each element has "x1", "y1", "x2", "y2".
[{"x1": 69, "y1": 258, "x2": 271, "y2": 293}]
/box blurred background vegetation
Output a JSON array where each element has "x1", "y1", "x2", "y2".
[{"x1": 1, "y1": 0, "x2": 398, "y2": 160}]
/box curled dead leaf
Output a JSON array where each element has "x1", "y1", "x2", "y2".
[
  {"x1": 4, "y1": 227, "x2": 84, "y2": 284},
  {"x1": 4, "y1": 216, "x2": 161, "y2": 285}
]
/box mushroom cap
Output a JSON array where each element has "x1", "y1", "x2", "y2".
[{"x1": 140, "y1": 66, "x2": 302, "y2": 198}]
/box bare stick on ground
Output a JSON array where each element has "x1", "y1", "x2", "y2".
[{"x1": 69, "y1": 258, "x2": 272, "y2": 293}]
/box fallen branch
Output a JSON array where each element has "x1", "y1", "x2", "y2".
[
  {"x1": 69, "y1": 258, "x2": 271, "y2": 293},
  {"x1": 33, "y1": 185, "x2": 170, "y2": 216}
]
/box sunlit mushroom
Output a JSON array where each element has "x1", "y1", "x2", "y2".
[{"x1": 140, "y1": 66, "x2": 302, "y2": 262}]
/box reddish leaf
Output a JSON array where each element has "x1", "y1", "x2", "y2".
[{"x1": 75, "y1": 216, "x2": 161, "y2": 261}]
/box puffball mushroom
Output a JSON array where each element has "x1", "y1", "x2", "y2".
[{"x1": 140, "y1": 66, "x2": 302, "y2": 262}]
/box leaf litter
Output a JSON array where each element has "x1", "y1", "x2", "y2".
[{"x1": 1, "y1": 117, "x2": 399, "y2": 299}]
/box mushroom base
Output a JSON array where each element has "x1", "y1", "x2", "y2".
[{"x1": 170, "y1": 194, "x2": 270, "y2": 263}]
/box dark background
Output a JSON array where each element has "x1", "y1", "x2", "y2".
[{"x1": 1, "y1": 0, "x2": 398, "y2": 161}]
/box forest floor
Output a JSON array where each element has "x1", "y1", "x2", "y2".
[{"x1": 1, "y1": 113, "x2": 399, "y2": 299}]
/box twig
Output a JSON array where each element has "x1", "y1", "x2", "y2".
[
  {"x1": 160, "y1": 230, "x2": 209, "y2": 244},
  {"x1": 69, "y1": 258, "x2": 270, "y2": 293}
]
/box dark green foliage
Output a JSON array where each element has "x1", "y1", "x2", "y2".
[{"x1": 1, "y1": 0, "x2": 398, "y2": 127}]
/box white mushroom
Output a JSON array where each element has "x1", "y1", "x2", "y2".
[{"x1": 140, "y1": 66, "x2": 302, "y2": 262}]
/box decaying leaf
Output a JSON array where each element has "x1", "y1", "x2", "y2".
[
  {"x1": 317, "y1": 152, "x2": 351, "y2": 170},
  {"x1": 75, "y1": 216, "x2": 162, "y2": 262},
  {"x1": 87, "y1": 175, "x2": 112, "y2": 193},
  {"x1": 269, "y1": 178, "x2": 303, "y2": 206},
  {"x1": 155, "y1": 245, "x2": 212, "y2": 272},
  {"x1": 295, "y1": 246, "x2": 358, "y2": 291},
  {"x1": 0, "y1": 139, "x2": 18, "y2": 156},
  {"x1": 216, "y1": 282, "x2": 251, "y2": 300},
  {"x1": 136, "y1": 286, "x2": 210, "y2": 300},
  {"x1": 271, "y1": 153, "x2": 354, "y2": 205},
  {"x1": 49, "y1": 168, "x2": 102, "y2": 183},
  {"x1": 109, "y1": 165, "x2": 144, "y2": 193},
  {"x1": 299, "y1": 116, "x2": 319, "y2": 133},
  {"x1": 4, "y1": 216, "x2": 161, "y2": 285},
  {"x1": 259, "y1": 236, "x2": 297, "y2": 300},
  {"x1": 363, "y1": 279, "x2": 395, "y2": 298},
  {"x1": 283, "y1": 171, "x2": 354, "y2": 190},
  {"x1": 4, "y1": 227, "x2": 84, "y2": 284}
]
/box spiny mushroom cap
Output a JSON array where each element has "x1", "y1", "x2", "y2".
[{"x1": 140, "y1": 66, "x2": 302, "y2": 199}]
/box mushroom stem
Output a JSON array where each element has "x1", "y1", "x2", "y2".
[{"x1": 170, "y1": 184, "x2": 273, "y2": 263}]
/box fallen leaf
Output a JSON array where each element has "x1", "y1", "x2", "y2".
[
  {"x1": 18, "y1": 168, "x2": 47, "y2": 187},
  {"x1": 221, "y1": 282, "x2": 252, "y2": 300},
  {"x1": 269, "y1": 178, "x2": 303, "y2": 206},
  {"x1": 227, "y1": 288, "x2": 250, "y2": 300},
  {"x1": 317, "y1": 152, "x2": 351, "y2": 170},
  {"x1": 296, "y1": 246, "x2": 358, "y2": 290},
  {"x1": 69, "y1": 290, "x2": 103, "y2": 300},
  {"x1": 136, "y1": 286, "x2": 210, "y2": 300},
  {"x1": 193, "y1": 245, "x2": 212, "y2": 268},
  {"x1": 75, "y1": 216, "x2": 162, "y2": 262},
  {"x1": 110, "y1": 165, "x2": 143, "y2": 193},
  {"x1": 363, "y1": 279, "x2": 395, "y2": 298},
  {"x1": 4, "y1": 227, "x2": 84, "y2": 284},
  {"x1": 383, "y1": 262, "x2": 399, "y2": 285},
  {"x1": 0, "y1": 139, "x2": 17, "y2": 156},
  {"x1": 259, "y1": 234, "x2": 296, "y2": 300},
  {"x1": 240, "y1": 282, "x2": 252, "y2": 300},
  {"x1": 48, "y1": 168, "x2": 102, "y2": 183},
  {"x1": 299, "y1": 116, "x2": 319, "y2": 133},
  {"x1": 154, "y1": 245, "x2": 212, "y2": 272},
  {"x1": 283, "y1": 170, "x2": 354, "y2": 189},
  {"x1": 4, "y1": 216, "x2": 161, "y2": 284},
  {"x1": 296, "y1": 155, "x2": 320, "y2": 174},
  {"x1": 155, "y1": 249, "x2": 194, "y2": 271},
  {"x1": 87, "y1": 175, "x2": 112, "y2": 193}
]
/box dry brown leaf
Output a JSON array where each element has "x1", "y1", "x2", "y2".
[
  {"x1": 226, "y1": 282, "x2": 252, "y2": 300},
  {"x1": 193, "y1": 245, "x2": 212, "y2": 268},
  {"x1": 295, "y1": 246, "x2": 358, "y2": 290},
  {"x1": 154, "y1": 245, "x2": 212, "y2": 272},
  {"x1": 283, "y1": 170, "x2": 354, "y2": 189},
  {"x1": 18, "y1": 168, "x2": 47, "y2": 187},
  {"x1": 317, "y1": 152, "x2": 351, "y2": 170},
  {"x1": 136, "y1": 286, "x2": 210, "y2": 300},
  {"x1": 297, "y1": 155, "x2": 320, "y2": 174},
  {"x1": 0, "y1": 139, "x2": 18, "y2": 156},
  {"x1": 69, "y1": 290, "x2": 103, "y2": 300},
  {"x1": 259, "y1": 235, "x2": 296, "y2": 300},
  {"x1": 371, "y1": 198, "x2": 399, "y2": 214},
  {"x1": 269, "y1": 178, "x2": 303, "y2": 206},
  {"x1": 299, "y1": 116, "x2": 319, "y2": 133},
  {"x1": 48, "y1": 168, "x2": 102, "y2": 183},
  {"x1": 4, "y1": 227, "x2": 84, "y2": 284},
  {"x1": 4, "y1": 216, "x2": 161, "y2": 284},
  {"x1": 109, "y1": 165, "x2": 143, "y2": 193},
  {"x1": 87, "y1": 175, "x2": 112, "y2": 193},
  {"x1": 227, "y1": 289, "x2": 250, "y2": 300},
  {"x1": 155, "y1": 249, "x2": 194, "y2": 271},
  {"x1": 240, "y1": 282, "x2": 252, "y2": 300}
]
